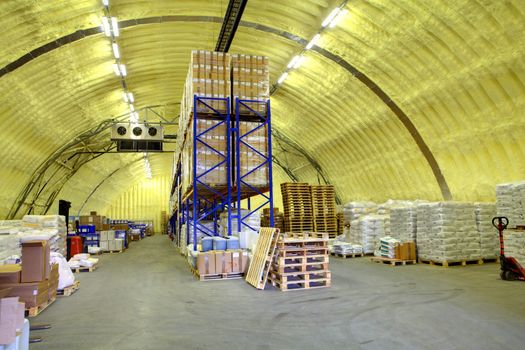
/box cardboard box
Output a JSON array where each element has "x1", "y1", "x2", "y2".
[
  {"x1": 0, "y1": 297, "x2": 22, "y2": 345},
  {"x1": 99, "y1": 231, "x2": 108, "y2": 241},
  {"x1": 397, "y1": 242, "x2": 416, "y2": 260},
  {"x1": 240, "y1": 251, "x2": 249, "y2": 273},
  {"x1": 215, "y1": 251, "x2": 232, "y2": 274},
  {"x1": 231, "y1": 251, "x2": 241, "y2": 273},
  {"x1": 99, "y1": 241, "x2": 109, "y2": 251},
  {"x1": 1, "y1": 281, "x2": 49, "y2": 308},
  {"x1": 21, "y1": 241, "x2": 50, "y2": 283},
  {"x1": 197, "y1": 252, "x2": 215, "y2": 275},
  {"x1": 0, "y1": 265, "x2": 21, "y2": 284},
  {"x1": 114, "y1": 239, "x2": 124, "y2": 251}
]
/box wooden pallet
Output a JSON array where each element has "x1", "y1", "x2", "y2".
[
  {"x1": 71, "y1": 263, "x2": 98, "y2": 273},
  {"x1": 57, "y1": 281, "x2": 80, "y2": 296},
  {"x1": 189, "y1": 265, "x2": 244, "y2": 281},
  {"x1": 371, "y1": 256, "x2": 417, "y2": 266},
  {"x1": 274, "y1": 248, "x2": 329, "y2": 259},
  {"x1": 267, "y1": 270, "x2": 331, "y2": 292},
  {"x1": 105, "y1": 249, "x2": 123, "y2": 254},
  {"x1": 283, "y1": 232, "x2": 329, "y2": 240},
  {"x1": 418, "y1": 258, "x2": 483, "y2": 267},
  {"x1": 27, "y1": 298, "x2": 55, "y2": 317},
  {"x1": 245, "y1": 228, "x2": 281, "y2": 289},
  {"x1": 272, "y1": 260, "x2": 329, "y2": 274},
  {"x1": 330, "y1": 252, "x2": 364, "y2": 259},
  {"x1": 482, "y1": 257, "x2": 500, "y2": 263}
]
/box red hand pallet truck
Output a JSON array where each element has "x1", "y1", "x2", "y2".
[{"x1": 493, "y1": 216, "x2": 525, "y2": 281}]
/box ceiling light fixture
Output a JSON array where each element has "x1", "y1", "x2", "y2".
[
  {"x1": 111, "y1": 17, "x2": 119, "y2": 36},
  {"x1": 101, "y1": 17, "x2": 111, "y2": 37},
  {"x1": 287, "y1": 56, "x2": 301, "y2": 69},
  {"x1": 306, "y1": 34, "x2": 321, "y2": 50},
  {"x1": 102, "y1": 0, "x2": 109, "y2": 6},
  {"x1": 322, "y1": 8, "x2": 340, "y2": 27},
  {"x1": 130, "y1": 112, "x2": 139, "y2": 123},
  {"x1": 277, "y1": 72, "x2": 288, "y2": 84},
  {"x1": 129, "y1": 104, "x2": 135, "y2": 112},
  {"x1": 293, "y1": 56, "x2": 305, "y2": 69},
  {"x1": 112, "y1": 63, "x2": 126, "y2": 76},
  {"x1": 329, "y1": 9, "x2": 348, "y2": 28},
  {"x1": 112, "y1": 43, "x2": 120, "y2": 59},
  {"x1": 127, "y1": 92, "x2": 134, "y2": 103}
]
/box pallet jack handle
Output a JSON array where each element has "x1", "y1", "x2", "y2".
[{"x1": 492, "y1": 216, "x2": 509, "y2": 231}]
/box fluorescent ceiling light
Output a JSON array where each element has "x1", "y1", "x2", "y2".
[
  {"x1": 329, "y1": 9, "x2": 348, "y2": 28},
  {"x1": 130, "y1": 112, "x2": 139, "y2": 123},
  {"x1": 306, "y1": 34, "x2": 321, "y2": 49},
  {"x1": 102, "y1": 0, "x2": 109, "y2": 6},
  {"x1": 293, "y1": 56, "x2": 305, "y2": 69},
  {"x1": 101, "y1": 17, "x2": 111, "y2": 37},
  {"x1": 111, "y1": 17, "x2": 119, "y2": 36},
  {"x1": 322, "y1": 8, "x2": 340, "y2": 27},
  {"x1": 112, "y1": 43, "x2": 120, "y2": 59},
  {"x1": 127, "y1": 92, "x2": 134, "y2": 103},
  {"x1": 277, "y1": 72, "x2": 288, "y2": 84},
  {"x1": 287, "y1": 56, "x2": 301, "y2": 69},
  {"x1": 112, "y1": 63, "x2": 126, "y2": 76},
  {"x1": 122, "y1": 92, "x2": 131, "y2": 103},
  {"x1": 129, "y1": 104, "x2": 135, "y2": 112}
]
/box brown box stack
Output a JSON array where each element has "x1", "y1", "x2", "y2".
[
  {"x1": 196, "y1": 250, "x2": 248, "y2": 279},
  {"x1": 268, "y1": 232, "x2": 331, "y2": 291},
  {"x1": 310, "y1": 185, "x2": 338, "y2": 238},
  {"x1": 79, "y1": 212, "x2": 107, "y2": 231},
  {"x1": 231, "y1": 54, "x2": 270, "y2": 115},
  {"x1": 281, "y1": 183, "x2": 314, "y2": 232},
  {"x1": 238, "y1": 121, "x2": 269, "y2": 189}
]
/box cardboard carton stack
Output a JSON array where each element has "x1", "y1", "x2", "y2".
[
  {"x1": 196, "y1": 250, "x2": 249, "y2": 279},
  {"x1": 99, "y1": 231, "x2": 124, "y2": 252},
  {"x1": 238, "y1": 121, "x2": 269, "y2": 188},
  {"x1": 231, "y1": 54, "x2": 270, "y2": 115},
  {"x1": 21, "y1": 215, "x2": 67, "y2": 256},
  {"x1": 80, "y1": 212, "x2": 107, "y2": 232},
  {"x1": 0, "y1": 240, "x2": 56, "y2": 311}
]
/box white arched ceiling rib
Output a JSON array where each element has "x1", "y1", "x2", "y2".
[{"x1": 320, "y1": 0, "x2": 525, "y2": 201}]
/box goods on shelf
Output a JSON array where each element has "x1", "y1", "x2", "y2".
[
  {"x1": 238, "y1": 121, "x2": 269, "y2": 188},
  {"x1": 496, "y1": 181, "x2": 525, "y2": 227},
  {"x1": 231, "y1": 53, "x2": 270, "y2": 114},
  {"x1": 475, "y1": 203, "x2": 499, "y2": 259},
  {"x1": 261, "y1": 208, "x2": 284, "y2": 232}
]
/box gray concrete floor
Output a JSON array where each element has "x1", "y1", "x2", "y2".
[{"x1": 31, "y1": 235, "x2": 525, "y2": 350}]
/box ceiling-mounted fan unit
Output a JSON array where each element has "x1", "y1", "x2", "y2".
[{"x1": 111, "y1": 123, "x2": 164, "y2": 152}]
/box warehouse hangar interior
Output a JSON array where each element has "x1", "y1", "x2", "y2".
[{"x1": 0, "y1": 0, "x2": 524, "y2": 349}]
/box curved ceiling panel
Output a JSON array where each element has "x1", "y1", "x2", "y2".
[{"x1": 1, "y1": 0, "x2": 524, "y2": 220}]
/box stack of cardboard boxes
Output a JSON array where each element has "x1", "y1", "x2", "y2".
[
  {"x1": 99, "y1": 231, "x2": 124, "y2": 252},
  {"x1": 80, "y1": 211, "x2": 109, "y2": 231},
  {"x1": 0, "y1": 240, "x2": 57, "y2": 310},
  {"x1": 197, "y1": 250, "x2": 249, "y2": 278},
  {"x1": 177, "y1": 50, "x2": 271, "y2": 198}
]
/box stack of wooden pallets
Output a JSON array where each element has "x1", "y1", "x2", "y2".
[
  {"x1": 310, "y1": 185, "x2": 338, "y2": 238},
  {"x1": 281, "y1": 183, "x2": 314, "y2": 232},
  {"x1": 337, "y1": 212, "x2": 345, "y2": 236},
  {"x1": 267, "y1": 232, "x2": 331, "y2": 291}
]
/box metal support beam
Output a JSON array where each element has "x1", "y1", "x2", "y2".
[{"x1": 215, "y1": 0, "x2": 249, "y2": 52}]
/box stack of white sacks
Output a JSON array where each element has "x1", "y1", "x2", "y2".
[
  {"x1": 475, "y1": 203, "x2": 499, "y2": 259},
  {"x1": 21, "y1": 215, "x2": 67, "y2": 256},
  {"x1": 496, "y1": 181, "x2": 525, "y2": 227},
  {"x1": 329, "y1": 234, "x2": 363, "y2": 255},
  {"x1": 417, "y1": 202, "x2": 481, "y2": 262},
  {"x1": 377, "y1": 236, "x2": 401, "y2": 258},
  {"x1": 0, "y1": 221, "x2": 22, "y2": 264},
  {"x1": 390, "y1": 204, "x2": 417, "y2": 242},
  {"x1": 343, "y1": 201, "x2": 377, "y2": 237},
  {"x1": 504, "y1": 230, "x2": 525, "y2": 266},
  {"x1": 349, "y1": 214, "x2": 389, "y2": 254}
]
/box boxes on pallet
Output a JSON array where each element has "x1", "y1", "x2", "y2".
[
  {"x1": 231, "y1": 53, "x2": 270, "y2": 114},
  {"x1": 238, "y1": 121, "x2": 269, "y2": 188}
]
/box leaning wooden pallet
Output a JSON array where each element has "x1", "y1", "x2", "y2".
[{"x1": 245, "y1": 227, "x2": 281, "y2": 289}]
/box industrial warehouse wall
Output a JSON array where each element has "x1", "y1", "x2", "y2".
[{"x1": 104, "y1": 175, "x2": 171, "y2": 234}]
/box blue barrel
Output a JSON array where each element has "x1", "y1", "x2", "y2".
[
  {"x1": 213, "y1": 237, "x2": 227, "y2": 250},
  {"x1": 201, "y1": 237, "x2": 213, "y2": 252},
  {"x1": 226, "y1": 237, "x2": 240, "y2": 250}
]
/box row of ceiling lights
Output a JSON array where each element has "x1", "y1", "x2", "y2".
[
  {"x1": 101, "y1": 0, "x2": 151, "y2": 179},
  {"x1": 101, "y1": 0, "x2": 138, "y2": 123},
  {"x1": 276, "y1": 1, "x2": 348, "y2": 86}
]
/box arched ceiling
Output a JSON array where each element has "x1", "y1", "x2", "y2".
[{"x1": 1, "y1": 0, "x2": 524, "y2": 219}]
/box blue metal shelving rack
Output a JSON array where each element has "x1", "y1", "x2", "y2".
[
  {"x1": 233, "y1": 98, "x2": 275, "y2": 233},
  {"x1": 172, "y1": 95, "x2": 274, "y2": 251}
]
